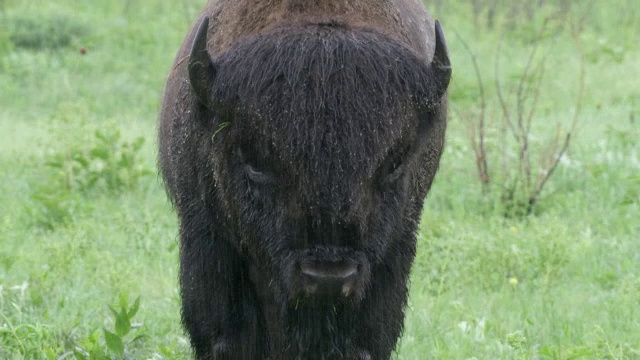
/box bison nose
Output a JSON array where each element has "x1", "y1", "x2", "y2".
[{"x1": 300, "y1": 260, "x2": 358, "y2": 297}]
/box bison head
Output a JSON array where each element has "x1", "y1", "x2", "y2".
[{"x1": 186, "y1": 18, "x2": 450, "y2": 305}]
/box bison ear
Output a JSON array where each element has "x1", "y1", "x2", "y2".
[
  {"x1": 430, "y1": 20, "x2": 452, "y2": 100},
  {"x1": 189, "y1": 16, "x2": 217, "y2": 109}
]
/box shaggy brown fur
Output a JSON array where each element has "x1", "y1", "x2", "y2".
[
  {"x1": 202, "y1": 0, "x2": 434, "y2": 56},
  {"x1": 159, "y1": 1, "x2": 450, "y2": 359}
]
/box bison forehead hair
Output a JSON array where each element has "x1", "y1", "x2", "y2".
[{"x1": 210, "y1": 24, "x2": 442, "y2": 182}]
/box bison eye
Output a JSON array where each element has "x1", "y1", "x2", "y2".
[
  {"x1": 382, "y1": 159, "x2": 406, "y2": 185},
  {"x1": 246, "y1": 163, "x2": 274, "y2": 184},
  {"x1": 379, "y1": 144, "x2": 411, "y2": 185},
  {"x1": 239, "y1": 147, "x2": 275, "y2": 185}
]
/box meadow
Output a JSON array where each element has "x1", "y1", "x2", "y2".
[{"x1": 0, "y1": 0, "x2": 638, "y2": 358}]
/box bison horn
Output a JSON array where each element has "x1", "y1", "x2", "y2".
[
  {"x1": 189, "y1": 16, "x2": 216, "y2": 108},
  {"x1": 431, "y1": 20, "x2": 452, "y2": 99}
]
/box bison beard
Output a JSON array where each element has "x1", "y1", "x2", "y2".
[{"x1": 159, "y1": 19, "x2": 450, "y2": 360}]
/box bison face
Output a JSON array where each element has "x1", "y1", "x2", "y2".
[
  {"x1": 220, "y1": 113, "x2": 418, "y2": 302},
  {"x1": 188, "y1": 19, "x2": 450, "y2": 304}
]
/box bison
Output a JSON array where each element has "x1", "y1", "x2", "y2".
[{"x1": 159, "y1": 0, "x2": 451, "y2": 358}]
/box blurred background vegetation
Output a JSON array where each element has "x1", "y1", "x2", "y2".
[{"x1": 0, "y1": 0, "x2": 638, "y2": 358}]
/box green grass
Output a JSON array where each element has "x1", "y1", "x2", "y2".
[{"x1": 0, "y1": 0, "x2": 638, "y2": 358}]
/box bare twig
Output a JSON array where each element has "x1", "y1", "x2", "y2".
[
  {"x1": 456, "y1": 32, "x2": 490, "y2": 191},
  {"x1": 495, "y1": 43, "x2": 520, "y2": 146},
  {"x1": 495, "y1": 17, "x2": 560, "y2": 212},
  {"x1": 517, "y1": 18, "x2": 550, "y2": 193},
  {"x1": 524, "y1": 61, "x2": 546, "y2": 135},
  {"x1": 460, "y1": 3, "x2": 587, "y2": 214},
  {"x1": 530, "y1": 25, "x2": 586, "y2": 204}
]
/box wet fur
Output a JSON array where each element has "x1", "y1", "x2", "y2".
[{"x1": 159, "y1": 5, "x2": 448, "y2": 360}]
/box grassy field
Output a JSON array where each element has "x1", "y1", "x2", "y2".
[{"x1": 0, "y1": 0, "x2": 638, "y2": 359}]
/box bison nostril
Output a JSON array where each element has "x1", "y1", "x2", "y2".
[
  {"x1": 341, "y1": 282, "x2": 354, "y2": 297},
  {"x1": 300, "y1": 260, "x2": 358, "y2": 280},
  {"x1": 305, "y1": 283, "x2": 319, "y2": 295},
  {"x1": 299, "y1": 260, "x2": 358, "y2": 297}
]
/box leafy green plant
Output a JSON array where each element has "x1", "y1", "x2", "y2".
[
  {"x1": 45, "y1": 128, "x2": 151, "y2": 195},
  {"x1": 74, "y1": 295, "x2": 145, "y2": 360},
  {"x1": 29, "y1": 120, "x2": 152, "y2": 229},
  {"x1": 2, "y1": 11, "x2": 89, "y2": 50},
  {"x1": 28, "y1": 180, "x2": 79, "y2": 230}
]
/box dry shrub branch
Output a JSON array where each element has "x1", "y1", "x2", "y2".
[{"x1": 457, "y1": 15, "x2": 586, "y2": 216}]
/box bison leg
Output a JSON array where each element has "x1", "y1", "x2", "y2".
[{"x1": 178, "y1": 204, "x2": 264, "y2": 359}]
